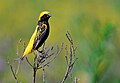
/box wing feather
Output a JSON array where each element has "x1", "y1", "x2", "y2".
[{"x1": 33, "y1": 23, "x2": 47, "y2": 50}]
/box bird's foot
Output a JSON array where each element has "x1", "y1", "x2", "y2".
[
  {"x1": 37, "y1": 50, "x2": 43, "y2": 53},
  {"x1": 37, "y1": 50, "x2": 44, "y2": 58}
]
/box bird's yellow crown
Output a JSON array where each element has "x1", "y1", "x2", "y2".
[{"x1": 39, "y1": 11, "x2": 50, "y2": 20}]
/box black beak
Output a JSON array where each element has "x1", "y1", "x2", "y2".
[{"x1": 48, "y1": 14, "x2": 52, "y2": 17}]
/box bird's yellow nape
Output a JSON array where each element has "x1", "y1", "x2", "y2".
[{"x1": 39, "y1": 11, "x2": 50, "y2": 20}]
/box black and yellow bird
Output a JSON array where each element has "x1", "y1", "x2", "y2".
[{"x1": 22, "y1": 11, "x2": 51, "y2": 59}]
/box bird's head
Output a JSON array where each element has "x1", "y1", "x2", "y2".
[{"x1": 39, "y1": 11, "x2": 51, "y2": 21}]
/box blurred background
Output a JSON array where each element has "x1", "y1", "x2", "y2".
[{"x1": 0, "y1": 0, "x2": 120, "y2": 83}]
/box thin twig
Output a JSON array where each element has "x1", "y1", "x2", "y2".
[
  {"x1": 10, "y1": 64, "x2": 18, "y2": 83},
  {"x1": 33, "y1": 67, "x2": 37, "y2": 83},
  {"x1": 74, "y1": 77, "x2": 78, "y2": 83},
  {"x1": 66, "y1": 31, "x2": 75, "y2": 57},
  {"x1": 23, "y1": 41, "x2": 26, "y2": 52},
  {"x1": 26, "y1": 57, "x2": 34, "y2": 68},
  {"x1": 15, "y1": 39, "x2": 22, "y2": 75},
  {"x1": 61, "y1": 58, "x2": 77, "y2": 83},
  {"x1": 42, "y1": 67, "x2": 45, "y2": 83},
  {"x1": 65, "y1": 45, "x2": 69, "y2": 65},
  {"x1": 15, "y1": 60, "x2": 21, "y2": 75},
  {"x1": 16, "y1": 38, "x2": 22, "y2": 57},
  {"x1": 33, "y1": 54, "x2": 38, "y2": 83}
]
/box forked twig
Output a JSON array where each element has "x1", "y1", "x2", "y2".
[
  {"x1": 9, "y1": 39, "x2": 23, "y2": 83},
  {"x1": 26, "y1": 57, "x2": 34, "y2": 68},
  {"x1": 61, "y1": 32, "x2": 78, "y2": 83},
  {"x1": 9, "y1": 64, "x2": 18, "y2": 83}
]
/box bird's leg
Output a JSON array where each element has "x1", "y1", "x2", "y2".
[
  {"x1": 37, "y1": 49, "x2": 43, "y2": 57},
  {"x1": 37, "y1": 49, "x2": 43, "y2": 53}
]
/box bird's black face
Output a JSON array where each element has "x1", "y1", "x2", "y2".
[{"x1": 41, "y1": 14, "x2": 51, "y2": 21}]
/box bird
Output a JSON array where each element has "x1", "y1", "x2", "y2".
[{"x1": 21, "y1": 11, "x2": 51, "y2": 60}]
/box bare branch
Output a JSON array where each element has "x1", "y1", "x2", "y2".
[
  {"x1": 16, "y1": 38, "x2": 22, "y2": 57},
  {"x1": 42, "y1": 66, "x2": 45, "y2": 83},
  {"x1": 33, "y1": 67, "x2": 37, "y2": 83},
  {"x1": 15, "y1": 61, "x2": 21, "y2": 75},
  {"x1": 23, "y1": 41, "x2": 26, "y2": 52},
  {"x1": 65, "y1": 45, "x2": 69, "y2": 65},
  {"x1": 9, "y1": 64, "x2": 18, "y2": 83},
  {"x1": 66, "y1": 31, "x2": 76, "y2": 57},
  {"x1": 33, "y1": 53, "x2": 38, "y2": 83},
  {"x1": 74, "y1": 77, "x2": 78, "y2": 83},
  {"x1": 26, "y1": 57, "x2": 34, "y2": 68},
  {"x1": 61, "y1": 32, "x2": 78, "y2": 83}
]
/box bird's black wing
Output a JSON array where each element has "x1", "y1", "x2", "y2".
[{"x1": 33, "y1": 24, "x2": 47, "y2": 50}]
